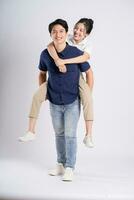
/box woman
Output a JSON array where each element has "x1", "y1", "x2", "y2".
[{"x1": 19, "y1": 18, "x2": 94, "y2": 148}]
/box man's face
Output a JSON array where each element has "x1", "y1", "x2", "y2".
[{"x1": 50, "y1": 24, "x2": 67, "y2": 45}]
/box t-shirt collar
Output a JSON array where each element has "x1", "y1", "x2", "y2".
[{"x1": 57, "y1": 42, "x2": 69, "y2": 55}]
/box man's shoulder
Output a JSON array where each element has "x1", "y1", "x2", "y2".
[
  {"x1": 40, "y1": 48, "x2": 49, "y2": 57},
  {"x1": 67, "y1": 44, "x2": 83, "y2": 53},
  {"x1": 67, "y1": 44, "x2": 78, "y2": 50}
]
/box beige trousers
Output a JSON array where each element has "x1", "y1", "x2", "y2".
[{"x1": 29, "y1": 76, "x2": 93, "y2": 121}]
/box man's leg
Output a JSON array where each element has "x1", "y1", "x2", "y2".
[
  {"x1": 62, "y1": 99, "x2": 80, "y2": 181},
  {"x1": 64, "y1": 99, "x2": 80, "y2": 169},
  {"x1": 50, "y1": 103, "x2": 66, "y2": 166}
]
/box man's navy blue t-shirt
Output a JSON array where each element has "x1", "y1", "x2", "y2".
[{"x1": 39, "y1": 44, "x2": 90, "y2": 105}]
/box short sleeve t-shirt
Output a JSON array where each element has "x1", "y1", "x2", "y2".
[{"x1": 39, "y1": 44, "x2": 90, "y2": 105}]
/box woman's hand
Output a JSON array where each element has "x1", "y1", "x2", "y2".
[
  {"x1": 58, "y1": 65, "x2": 67, "y2": 73},
  {"x1": 55, "y1": 58, "x2": 66, "y2": 66}
]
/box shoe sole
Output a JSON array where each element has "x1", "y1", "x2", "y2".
[
  {"x1": 83, "y1": 141, "x2": 94, "y2": 148},
  {"x1": 18, "y1": 138, "x2": 35, "y2": 142},
  {"x1": 85, "y1": 145, "x2": 94, "y2": 148},
  {"x1": 62, "y1": 179, "x2": 72, "y2": 182}
]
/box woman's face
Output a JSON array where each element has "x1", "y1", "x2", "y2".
[{"x1": 73, "y1": 23, "x2": 87, "y2": 43}]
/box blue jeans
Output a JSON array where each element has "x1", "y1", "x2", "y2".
[{"x1": 50, "y1": 99, "x2": 80, "y2": 169}]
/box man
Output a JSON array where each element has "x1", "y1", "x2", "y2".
[{"x1": 39, "y1": 19, "x2": 91, "y2": 181}]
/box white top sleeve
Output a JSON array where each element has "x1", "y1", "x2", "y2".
[{"x1": 83, "y1": 43, "x2": 92, "y2": 56}]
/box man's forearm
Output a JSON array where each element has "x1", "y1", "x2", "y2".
[{"x1": 39, "y1": 72, "x2": 47, "y2": 86}]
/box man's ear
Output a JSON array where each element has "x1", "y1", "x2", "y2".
[{"x1": 65, "y1": 32, "x2": 68, "y2": 39}]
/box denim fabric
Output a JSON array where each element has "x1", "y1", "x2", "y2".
[{"x1": 50, "y1": 98, "x2": 80, "y2": 169}]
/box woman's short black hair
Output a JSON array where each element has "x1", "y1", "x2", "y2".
[
  {"x1": 48, "y1": 19, "x2": 68, "y2": 33},
  {"x1": 75, "y1": 18, "x2": 94, "y2": 35}
]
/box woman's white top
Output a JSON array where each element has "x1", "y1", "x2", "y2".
[{"x1": 67, "y1": 34, "x2": 92, "y2": 56}]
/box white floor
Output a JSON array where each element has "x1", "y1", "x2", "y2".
[{"x1": 0, "y1": 156, "x2": 134, "y2": 200}]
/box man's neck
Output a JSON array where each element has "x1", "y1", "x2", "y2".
[{"x1": 54, "y1": 42, "x2": 67, "y2": 53}]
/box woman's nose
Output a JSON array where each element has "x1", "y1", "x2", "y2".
[{"x1": 75, "y1": 29, "x2": 79, "y2": 34}]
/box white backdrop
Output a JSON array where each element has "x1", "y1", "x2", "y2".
[{"x1": 0, "y1": 0, "x2": 134, "y2": 173}]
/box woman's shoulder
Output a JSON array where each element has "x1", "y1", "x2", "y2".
[{"x1": 67, "y1": 34, "x2": 73, "y2": 44}]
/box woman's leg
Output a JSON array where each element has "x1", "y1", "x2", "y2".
[
  {"x1": 79, "y1": 75, "x2": 94, "y2": 147},
  {"x1": 19, "y1": 82, "x2": 47, "y2": 142},
  {"x1": 28, "y1": 82, "x2": 47, "y2": 133}
]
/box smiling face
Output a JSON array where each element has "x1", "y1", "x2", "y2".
[
  {"x1": 73, "y1": 23, "x2": 87, "y2": 43},
  {"x1": 50, "y1": 24, "x2": 67, "y2": 45}
]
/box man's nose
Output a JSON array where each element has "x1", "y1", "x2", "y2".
[{"x1": 56, "y1": 32, "x2": 61, "y2": 37}]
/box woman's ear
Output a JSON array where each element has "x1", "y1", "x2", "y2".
[{"x1": 84, "y1": 33, "x2": 88, "y2": 38}]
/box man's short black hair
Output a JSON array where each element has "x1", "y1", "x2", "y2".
[{"x1": 48, "y1": 19, "x2": 68, "y2": 33}]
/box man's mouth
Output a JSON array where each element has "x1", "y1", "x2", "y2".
[{"x1": 55, "y1": 37, "x2": 62, "y2": 40}]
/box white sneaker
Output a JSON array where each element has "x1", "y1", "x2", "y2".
[
  {"x1": 19, "y1": 131, "x2": 36, "y2": 142},
  {"x1": 62, "y1": 167, "x2": 74, "y2": 181},
  {"x1": 83, "y1": 135, "x2": 94, "y2": 148},
  {"x1": 48, "y1": 163, "x2": 65, "y2": 176}
]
